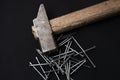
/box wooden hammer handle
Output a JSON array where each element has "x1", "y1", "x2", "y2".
[{"x1": 50, "y1": 0, "x2": 120, "y2": 33}]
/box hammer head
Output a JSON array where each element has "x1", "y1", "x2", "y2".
[{"x1": 33, "y1": 4, "x2": 56, "y2": 53}]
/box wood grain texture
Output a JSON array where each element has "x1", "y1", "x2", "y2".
[{"x1": 33, "y1": 0, "x2": 120, "y2": 34}]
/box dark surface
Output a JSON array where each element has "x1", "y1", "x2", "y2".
[{"x1": 0, "y1": 0, "x2": 120, "y2": 80}]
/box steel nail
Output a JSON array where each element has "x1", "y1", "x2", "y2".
[
  {"x1": 29, "y1": 62, "x2": 47, "y2": 80},
  {"x1": 72, "y1": 37, "x2": 96, "y2": 68}
]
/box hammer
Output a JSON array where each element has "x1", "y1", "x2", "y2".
[{"x1": 32, "y1": 0, "x2": 120, "y2": 53}]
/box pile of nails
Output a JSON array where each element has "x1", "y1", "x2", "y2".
[{"x1": 29, "y1": 33, "x2": 96, "y2": 80}]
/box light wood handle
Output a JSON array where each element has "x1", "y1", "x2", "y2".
[{"x1": 50, "y1": 0, "x2": 120, "y2": 33}]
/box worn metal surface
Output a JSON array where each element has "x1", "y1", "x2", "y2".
[{"x1": 33, "y1": 4, "x2": 56, "y2": 53}]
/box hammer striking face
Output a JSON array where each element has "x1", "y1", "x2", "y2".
[{"x1": 33, "y1": 4, "x2": 56, "y2": 53}]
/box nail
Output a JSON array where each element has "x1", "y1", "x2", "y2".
[
  {"x1": 65, "y1": 45, "x2": 84, "y2": 57},
  {"x1": 57, "y1": 49, "x2": 61, "y2": 73},
  {"x1": 66, "y1": 63, "x2": 68, "y2": 80},
  {"x1": 68, "y1": 61, "x2": 71, "y2": 80},
  {"x1": 60, "y1": 56, "x2": 70, "y2": 68},
  {"x1": 71, "y1": 59, "x2": 86, "y2": 75},
  {"x1": 36, "y1": 57, "x2": 48, "y2": 79},
  {"x1": 64, "y1": 41, "x2": 72, "y2": 62},
  {"x1": 29, "y1": 63, "x2": 49, "y2": 66},
  {"x1": 52, "y1": 50, "x2": 73, "y2": 59},
  {"x1": 71, "y1": 59, "x2": 85, "y2": 69},
  {"x1": 51, "y1": 67, "x2": 60, "y2": 80},
  {"x1": 63, "y1": 41, "x2": 70, "y2": 64},
  {"x1": 49, "y1": 57, "x2": 64, "y2": 74},
  {"x1": 29, "y1": 62, "x2": 47, "y2": 80},
  {"x1": 41, "y1": 56, "x2": 61, "y2": 80},
  {"x1": 58, "y1": 37, "x2": 72, "y2": 46},
  {"x1": 53, "y1": 46, "x2": 96, "y2": 60},
  {"x1": 72, "y1": 37, "x2": 96, "y2": 68},
  {"x1": 74, "y1": 46, "x2": 96, "y2": 56},
  {"x1": 36, "y1": 49, "x2": 51, "y2": 66}
]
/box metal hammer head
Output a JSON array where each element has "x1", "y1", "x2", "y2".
[{"x1": 33, "y1": 4, "x2": 56, "y2": 53}]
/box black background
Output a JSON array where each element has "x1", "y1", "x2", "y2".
[{"x1": 0, "y1": 0, "x2": 120, "y2": 80}]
